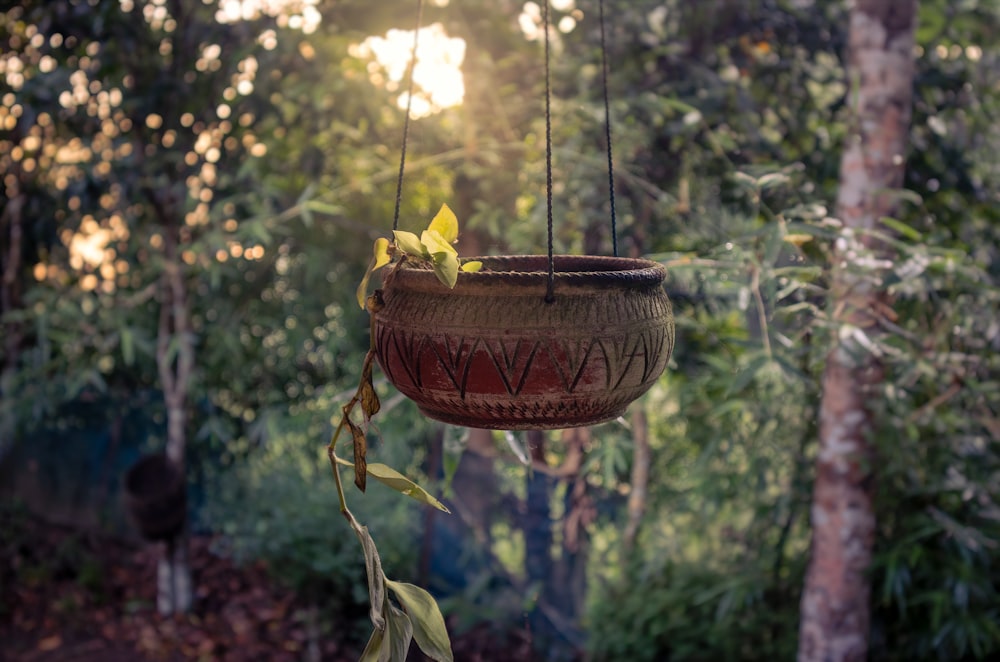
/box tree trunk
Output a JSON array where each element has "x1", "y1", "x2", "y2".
[
  {"x1": 622, "y1": 406, "x2": 650, "y2": 557},
  {"x1": 154, "y1": 222, "x2": 195, "y2": 615},
  {"x1": 797, "y1": 3, "x2": 917, "y2": 661}
]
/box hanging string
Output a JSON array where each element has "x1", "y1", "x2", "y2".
[
  {"x1": 543, "y1": 0, "x2": 556, "y2": 303},
  {"x1": 392, "y1": 0, "x2": 425, "y2": 232},
  {"x1": 599, "y1": 0, "x2": 618, "y2": 256}
]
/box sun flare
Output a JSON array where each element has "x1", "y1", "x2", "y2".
[{"x1": 352, "y1": 23, "x2": 466, "y2": 119}]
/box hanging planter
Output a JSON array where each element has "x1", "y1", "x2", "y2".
[
  {"x1": 123, "y1": 453, "x2": 186, "y2": 542},
  {"x1": 373, "y1": 254, "x2": 674, "y2": 429}
]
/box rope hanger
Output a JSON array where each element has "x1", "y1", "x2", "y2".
[{"x1": 391, "y1": 0, "x2": 620, "y2": 300}]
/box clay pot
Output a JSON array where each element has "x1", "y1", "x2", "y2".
[
  {"x1": 373, "y1": 255, "x2": 674, "y2": 429},
  {"x1": 123, "y1": 453, "x2": 186, "y2": 542}
]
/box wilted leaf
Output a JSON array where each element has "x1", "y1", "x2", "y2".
[
  {"x1": 360, "y1": 377, "x2": 380, "y2": 422},
  {"x1": 386, "y1": 580, "x2": 454, "y2": 662},
  {"x1": 348, "y1": 418, "x2": 367, "y2": 491},
  {"x1": 359, "y1": 627, "x2": 386, "y2": 662},
  {"x1": 366, "y1": 463, "x2": 450, "y2": 513},
  {"x1": 427, "y1": 203, "x2": 458, "y2": 243},
  {"x1": 431, "y1": 252, "x2": 459, "y2": 289},
  {"x1": 460, "y1": 260, "x2": 483, "y2": 273},
  {"x1": 393, "y1": 230, "x2": 426, "y2": 257},
  {"x1": 351, "y1": 522, "x2": 386, "y2": 632},
  {"x1": 386, "y1": 604, "x2": 414, "y2": 661}
]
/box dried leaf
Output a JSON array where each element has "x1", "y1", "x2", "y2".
[
  {"x1": 366, "y1": 463, "x2": 451, "y2": 513},
  {"x1": 360, "y1": 378, "x2": 381, "y2": 422},
  {"x1": 427, "y1": 203, "x2": 458, "y2": 243},
  {"x1": 348, "y1": 418, "x2": 367, "y2": 491},
  {"x1": 386, "y1": 580, "x2": 453, "y2": 662}
]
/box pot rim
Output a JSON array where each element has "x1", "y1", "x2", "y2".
[{"x1": 383, "y1": 254, "x2": 666, "y2": 296}]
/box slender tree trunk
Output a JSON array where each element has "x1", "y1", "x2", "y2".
[
  {"x1": 623, "y1": 407, "x2": 650, "y2": 557},
  {"x1": 797, "y1": 3, "x2": 917, "y2": 660},
  {"x1": 155, "y1": 222, "x2": 195, "y2": 615}
]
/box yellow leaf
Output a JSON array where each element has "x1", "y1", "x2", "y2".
[
  {"x1": 427, "y1": 203, "x2": 458, "y2": 244},
  {"x1": 421, "y1": 229, "x2": 457, "y2": 257},
  {"x1": 393, "y1": 230, "x2": 427, "y2": 257},
  {"x1": 460, "y1": 260, "x2": 483, "y2": 273},
  {"x1": 783, "y1": 233, "x2": 813, "y2": 247},
  {"x1": 356, "y1": 258, "x2": 376, "y2": 309},
  {"x1": 372, "y1": 237, "x2": 391, "y2": 270}
]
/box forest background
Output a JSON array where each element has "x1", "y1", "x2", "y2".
[{"x1": 1, "y1": 0, "x2": 998, "y2": 660}]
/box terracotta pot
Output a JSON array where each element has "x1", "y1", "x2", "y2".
[
  {"x1": 373, "y1": 255, "x2": 674, "y2": 429},
  {"x1": 123, "y1": 453, "x2": 186, "y2": 542}
]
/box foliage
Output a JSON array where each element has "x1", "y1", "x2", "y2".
[
  {"x1": 2, "y1": 0, "x2": 1000, "y2": 660},
  {"x1": 356, "y1": 203, "x2": 482, "y2": 308}
]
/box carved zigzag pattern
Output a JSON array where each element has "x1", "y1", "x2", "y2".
[{"x1": 375, "y1": 324, "x2": 669, "y2": 401}]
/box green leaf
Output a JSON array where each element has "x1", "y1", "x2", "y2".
[
  {"x1": 427, "y1": 203, "x2": 458, "y2": 243},
  {"x1": 366, "y1": 463, "x2": 451, "y2": 513},
  {"x1": 393, "y1": 230, "x2": 426, "y2": 257},
  {"x1": 431, "y1": 252, "x2": 459, "y2": 289},
  {"x1": 386, "y1": 580, "x2": 454, "y2": 662},
  {"x1": 120, "y1": 326, "x2": 135, "y2": 366},
  {"x1": 460, "y1": 260, "x2": 483, "y2": 273},
  {"x1": 880, "y1": 216, "x2": 923, "y2": 241}
]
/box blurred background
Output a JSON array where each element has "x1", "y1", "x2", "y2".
[{"x1": 1, "y1": 0, "x2": 998, "y2": 660}]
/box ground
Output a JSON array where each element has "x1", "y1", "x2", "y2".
[{"x1": 0, "y1": 506, "x2": 537, "y2": 661}]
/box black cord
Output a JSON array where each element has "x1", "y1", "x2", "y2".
[
  {"x1": 544, "y1": 0, "x2": 555, "y2": 303},
  {"x1": 392, "y1": 0, "x2": 425, "y2": 232},
  {"x1": 599, "y1": 0, "x2": 618, "y2": 257}
]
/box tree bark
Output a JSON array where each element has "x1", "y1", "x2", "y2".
[
  {"x1": 622, "y1": 406, "x2": 650, "y2": 558},
  {"x1": 797, "y1": 3, "x2": 917, "y2": 661},
  {"x1": 153, "y1": 206, "x2": 195, "y2": 616}
]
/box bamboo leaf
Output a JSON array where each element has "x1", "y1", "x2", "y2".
[
  {"x1": 386, "y1": 580, "x2": 454, "y2": 662},
  {"x1": 366, "y1": 463, "x2": 450, "y2": 513},
  {"x1": 880, "y1": 216, "x2": 923, "y2": 241},
  {"x1": 427, "y1": 203, "x2": 458, "y2": 243}
]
